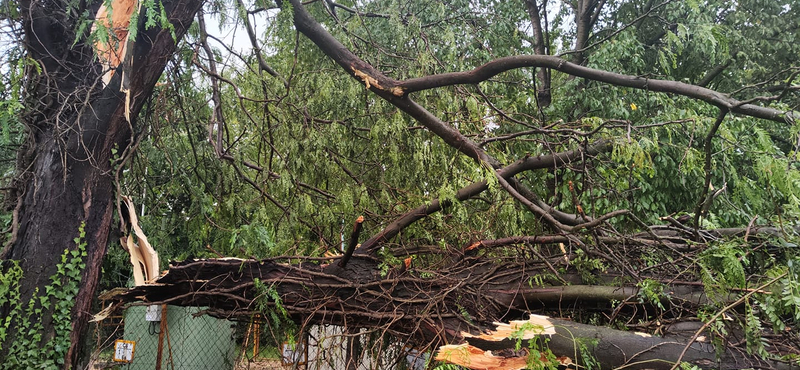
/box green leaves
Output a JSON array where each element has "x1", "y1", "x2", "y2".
[
  {"x1": 0, "y1": 261, "x2": 22, "y2": 352},
  {"x1": 252, "y1": 278, "x2": 296, "y2": 342},
  {"x1": 700, "y1": 241, "x2": 747, "y2": 293},
  {"x1": 1, "y1": 223, "x2": 87, "y2": 369},
  {"x1": 636, "y1": 278, "x2": 666, "y2": 310}
]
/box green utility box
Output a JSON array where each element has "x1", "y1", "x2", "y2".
[{"x1": 123, "y1": 305, "x2": 236, "y2": 369}]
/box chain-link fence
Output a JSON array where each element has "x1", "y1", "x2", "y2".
[{"x1": 90, "y1": 306, "x2": 428, "y2": 369}]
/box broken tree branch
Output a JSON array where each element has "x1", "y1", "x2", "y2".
[
  {"x1": 339, "y1": 216, "x2": 364, "y2": 268},
  {"x1": 399, "y1": 57, "x2": 792, "y2": 124},
  {"x1": 359, "y1": 141, "x2": 612, "y2": 254}
]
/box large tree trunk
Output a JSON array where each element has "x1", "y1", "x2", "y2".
[
  {"x1": 110, "y1": 2, "x2": 800, "y2": 369},
  {"x1": 1, "y1": 0, "x2": 202, "y2": 367},
  {"x1": 119, "y1": 256, "x2": 793, "y2": 370}
]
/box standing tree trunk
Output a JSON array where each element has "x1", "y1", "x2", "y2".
[
  {"x1": 524, "y1": 0, "x2": 552, "y2": 108},
  {"x1": 1, "y1": 0, "x2": 202, "y2": 367},
  {"x1": 572, "y1": 0, "x2": 605, "y2": 66}
]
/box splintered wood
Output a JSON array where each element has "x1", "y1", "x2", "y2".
[
  {"x1": 93, "y1": 0, "x2": 140, "y2": 121},
  {"x1": 119, "y1": 196, "x2": 159, "y2": 286},
  {"x1": 435, "y1": 315, "x2": 570, "y2": 370},
  {"x1": 436, "y1": 344, "x2": 529, "y2": 370},
  {"x1": 350, "y1": 66, "x2": 405, "y2": 96},
  {"x1": 463, "y1": 315, "x2": 556, "y2": 340},
  {"x1": 93, "y1": 0, "x2": 137, "y2": 85}
]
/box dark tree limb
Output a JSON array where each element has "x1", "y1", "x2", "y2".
[
  {"x1": 455, "y1": 316, "x2": 794, "y2": 370},
  {"x1": 397, "y1": 56, "x2": 793, "y2": 124},
  {"x1": 697, "y1": 59, "x2": 733, "y2": 87},
  {"x1": 339, "y1": 216, "x2": 364, "y2": 268},
  {"x1": 571, "y1": 0, "x2": 603, "y2": 66},
  {"x1": 326, "y1": 0, "x2": 391, "y2": 19},
  {"x1": 559, "y1": 0, "x2": 674, "y2": 62},
  {"x1": 234, "y1": 0, "x2": 288, "y2": 86},
  {"x1": 288, "y1": 0, "x2": 794, "y2": 126},
  {"x1": 117, "y1": 256, "x2": 795, "y2": 370},
  {"x1": 197, "y1": 10, "x2": 226, "y2": 159},
  {"x1": 523, "y1": 0, "x2": 552, "y2": 107},
  {"x1": 692, "y1": 109, "x2": 728, "y2": 230},
  {"x1": 494, "y1": 167, "x2": 628, "y2": 232}
]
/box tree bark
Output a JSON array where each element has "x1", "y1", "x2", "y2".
[
  {"x1": 571, "y1": 0, "x2": 605, "y2": 66},
  {"x1": 523, "y1": 0, "x2": 552, "y2": 107},
  {"x1": 118, "y1": 257, "x2": 793, "y2": 369},
  {"x1": 2, "y1": 0, "x2": 202, "y2": 367},
  {"x1": 458, "y1": 317, "x2": 793, "y2": 370}
]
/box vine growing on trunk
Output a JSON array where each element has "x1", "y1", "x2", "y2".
[{"x1": 0, "y1": 223, "x2": 87, "y2": 369}]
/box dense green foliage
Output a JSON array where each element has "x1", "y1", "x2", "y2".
[
  {"x1": 96, "y1": 0, "x2": 800, "y2": 270},
  {"x1": 0, "y1": 0, "x2": 799, "y2": 367},
  {"x1": 0, "y1": 224, "x2": 86, "y2": 369}
]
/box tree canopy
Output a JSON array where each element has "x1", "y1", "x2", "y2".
[{"x1": 1, "y1": 0, "x2": 799, "y2": 369}]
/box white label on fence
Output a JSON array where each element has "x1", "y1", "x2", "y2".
[
  {"x1": 145, "y1": 304, "x2": 162, "y2": 321},
  {"x1": 113, "y1": 340, "x2": 136, "y2": 362}
]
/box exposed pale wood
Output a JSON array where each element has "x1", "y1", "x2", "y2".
[
  {"x1": 435, "y1": 344, "x2": 530, "y2": 370},
  {"x1": 93, "y1": 0, "x2": 138, "y2": 86},
  {"x1": 120, "y1": 196, "x2": 159, "y2": 285},
  {"x1": 462, "y1": 315, "x2": 555, "y2": 341},
  {"x1": 155, "y1": 304, "x2": 167, "y2": 370}
]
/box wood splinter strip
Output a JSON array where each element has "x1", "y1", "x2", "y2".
[
  {"x1": 351, "y1": 67, "x2": 405, "y2": 96},
  {"x1": 436, "y1": 315, "x2": 565, "y2": 370}
]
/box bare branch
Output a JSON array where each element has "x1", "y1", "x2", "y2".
[
  {"x1": 234, "y1": 0, "x2": 289, "y2": 87},
  {"x1": 559, "y1": 0, "x2": 674, "y2": 60},
  {"x1": 398, "y1": 56, "x2": 793, "y2": 124}
]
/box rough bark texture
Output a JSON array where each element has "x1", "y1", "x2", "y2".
[
  {"x1": 115, "y1": 3, "x2": 799, "y2": 370},
  {"x1": 523, "y1": 0, "x2": 552, "y2": 107},
  {"x1": 118, "y1": 252, "x2": 794, "y2": 370},
  {"x1": 463, "y1": 318, "x2": 793, "y2": 370},
  {"x1": 2, "y1": 0, "x2": 203, "y2": 366}
]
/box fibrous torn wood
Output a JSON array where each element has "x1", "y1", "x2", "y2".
[
  {"x1": 93, "y1": 0, "x2": 141, "y2": 121},
  {"x1": 119, "y1": 195, "x2": 159, "y2": 286},
  {"x1": 435, "y1": 315, "x2": 571, "y2": 370},
  {"x1": 93, "y1": 0, "x2": 136, "y2": 86},
  {"x1": 351, "y1": 66, "x2": 405, "y2": 96}
]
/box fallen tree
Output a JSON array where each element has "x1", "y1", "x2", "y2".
[
  {"x1": 3, "y1": 0, "x2": 799, "y2": 368},
  {"x1": 118, "y1": 225, "x2": 799, "y2": 369},
  {"x1": 110, "y1": 1, "x2": 800, "y2": 369}
]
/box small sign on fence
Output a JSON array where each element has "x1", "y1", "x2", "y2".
[
  {"x1": 113, "y1": 339, "x2": 136, "y2": 363},
  {"x1": 281, "y1": 340, "x2": 307, "y2": 366}
]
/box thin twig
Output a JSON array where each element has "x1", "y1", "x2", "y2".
[{"x1": 668, "y1": 272, "x2": 787, "y2": 370}]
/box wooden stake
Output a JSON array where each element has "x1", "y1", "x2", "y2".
[
  {"x1": 252, "y1": 319, "x2": 261, "y2": 358},
  {"x1": 155, "y1": 304, "x2": 168, "y2": 370}
]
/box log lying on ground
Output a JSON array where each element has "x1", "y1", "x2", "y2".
[
  {"x1": 437, "y1": 316, "x2": 794, "y2": 370},
  {"x1": 114, "y1": 255, "x2": 795, "y2": 369}
]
